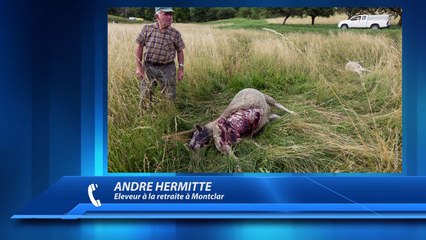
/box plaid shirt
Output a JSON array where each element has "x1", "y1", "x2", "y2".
[{"x1": 136, "y1": 23, "x2": 185, "y2": 65}]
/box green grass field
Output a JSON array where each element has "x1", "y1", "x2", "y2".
[
  {"x1": 208, "y1": 18, "x2": 402, "y2": 42},
  {"x1": 108, "y1": 18, "x2": 402, "y2": 173}
]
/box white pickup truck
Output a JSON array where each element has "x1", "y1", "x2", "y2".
[{"x1": 338, "y1": 15, "x2": 390, "y2": 29}]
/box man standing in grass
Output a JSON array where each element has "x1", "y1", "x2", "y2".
[{"x1": 135, "y1": 7, "x2": 185, "y2": 107}]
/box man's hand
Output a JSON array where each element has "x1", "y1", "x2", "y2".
[
  {"x1": 136, "y1": 66, "x2": 145, "y2": 80},
  {"x1": 178, "y1": 68, "x2": 184, "y2": 81}
]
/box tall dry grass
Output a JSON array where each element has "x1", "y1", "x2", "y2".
[{"x1": 108, "y1": 22, "x2": 401, "y2": 173}]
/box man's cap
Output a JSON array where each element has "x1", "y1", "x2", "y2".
[{"x1": 155, "y1": 7, "x2": 174, "y2": 13}]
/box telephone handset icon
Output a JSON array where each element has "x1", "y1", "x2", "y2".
[{"x1": 88, "y1": 183, "x2": 102, "y2": 207}]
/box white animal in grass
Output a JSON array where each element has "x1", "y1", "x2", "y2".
[{"x1": 345, "y1": 61, "x2": 371, "y2": 75}]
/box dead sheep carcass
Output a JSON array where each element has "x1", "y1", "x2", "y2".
[
  {"x1": 345, "y1": 61, "x2": 371, "y2": 75},
  {"x1": 189, "y1": 88, "x2": 295, "y2": 158}
]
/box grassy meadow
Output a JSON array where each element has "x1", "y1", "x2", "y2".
[{"x1": 108, "y1": 19, "x2": 402, "y2": 173}]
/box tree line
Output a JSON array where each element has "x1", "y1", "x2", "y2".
[{"x1": 108, "y1": 7, "x2": 402, "y2": 26}]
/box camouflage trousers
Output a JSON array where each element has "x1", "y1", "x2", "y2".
[{"x1": 141, "y1": 61, "x2": 176, "y2": 106}]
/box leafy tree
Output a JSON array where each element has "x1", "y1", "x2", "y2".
[
  {"x1": 216, "y1": 8, "x2": 237, "y2": 20},
  {"x1": 109, "y1": 8, "x2": 120, "y2": 16},
  {"x1": 204, "y1": 8, "x2": 237, "y2": 21},
  {"x1": 205, "y1": 8, "x2": 219, "y2": 21},
  {"x1": 190, "y1": 8, "x2": 210, "y2": 22},
  {"x1": 108, "y1": 8, "x2": 129, "y2": 18},
  {"x1": 378, "y1": 7, "x2": 402, "y2": 26},
  {"x1": 267, "y1": 8, "x2": 304, "y2": 24},
  {"x1": 303, "y1": 8, "x2": 335, "y2": 25},
  {"x1": 336, "y1": 7, "x2": 370, "y2": 19},
  {"x1": 174, "y1": 8, "x2": 191, "y2": 23},
  {"x1": 126, "y1": 8, "x2": 145, "y2": 18},
  {"x1": 237, "y1": 8, "x2": 252, "y2": 18},
  {"x1": 133, "y1": 8, "x2": 145, "y2": 18},
  {"x1": 142, "y1": 8, "x2": 155, "y2": 21},
  {"x1": 237, "y1": 7, "x2": 265, "y2": 19}
]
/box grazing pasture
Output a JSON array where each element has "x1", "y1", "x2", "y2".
[{"x1": 108, "y1": 19, "x2": 401, "y2": 173}]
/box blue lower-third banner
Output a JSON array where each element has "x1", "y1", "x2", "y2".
[{"x1": 11, "y1": 176, "x2": 426, "y2": 219}]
